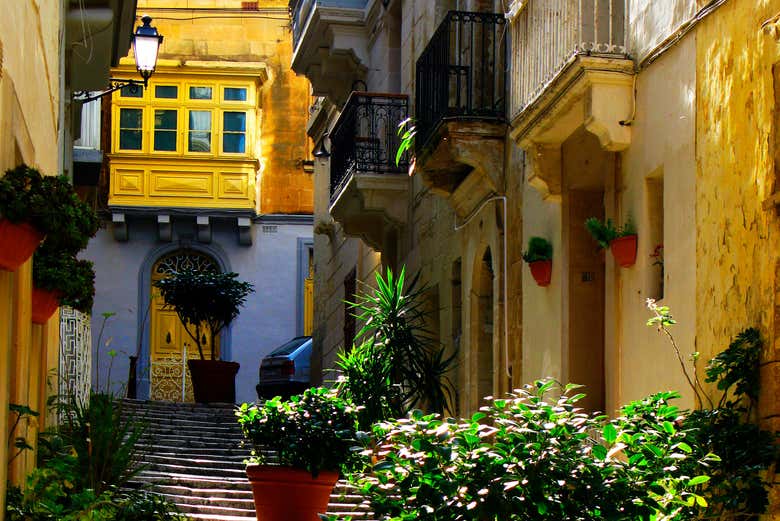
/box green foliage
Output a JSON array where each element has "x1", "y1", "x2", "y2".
[
  {"x1": 705, "y1": 327, "x2": 761, "y2": 408},
  {"x1": 585, "y1": 216, "x2": 636, "y2": 249},
  {"x1": 33, "y1": 242, "x2": 95, "y2": 313},
  {"x1": 154, "y1": 269, "x2": 254, "y2": 360},
  {"x1": 352, "y1": 380, "x2": 713, "y2": 521},
  {"x1": 8, "y1": 403, "x2": 39, "y2": 464},
  {"x1": 236, "y1": 387, "x2": 360, "y2": 477},
  {"x1": 112, "y1": 491, "x2": 186, "y2": 521},
  {"x1": 521, "y1": 236, "x2": 553, "y2": 263},
  {"x1": 395, "y1": 117, "x2": 416, "y2": 167},
  {"x1": 0, "y1": 164, "x2": 98, "y2": 252},
  {"x1": 337, "y1": 267, "x2": 455, "y2": 429}
]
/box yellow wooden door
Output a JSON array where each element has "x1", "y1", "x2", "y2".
[{"x1": 149, "y1": 251, "x2": 220, "y2": 402}]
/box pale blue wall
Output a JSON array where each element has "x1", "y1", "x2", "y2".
[{"x1": 83, "y1": 214, "x2": 313, "y2": 404}]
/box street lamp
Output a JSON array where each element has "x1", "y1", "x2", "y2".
[{"x1": 75, "y1": 15, "x2": 163, "y2": 103}]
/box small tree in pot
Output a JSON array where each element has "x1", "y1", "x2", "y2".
[{"x1": 155, "y1": 269, "x2": 254, "y2": 403}]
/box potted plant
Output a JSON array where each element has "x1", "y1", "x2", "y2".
[
  {"x1": 154, "y1": 269, "x2": 254, "y2": 403},
  {"x1": 236, "y1": 387, "x2": 359, "y2": 521},
  {"x1": 0, "y1": 165, "x2": 98, "y2": 271},
  {"x1": 31, "y1": 243, "x2": 95, "y2": 324},
  {"x1": 585, "y1": 216, "x2": 638, "y2": 267},
  {"x1": 522, "y1": 236, "x2": 553, "y2": 287}
]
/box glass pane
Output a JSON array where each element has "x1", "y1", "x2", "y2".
[
  {"x1": 189, "y1": 86, "x2": 213, "y2": 100},
  {"x1": 189, "y1": 132, "x2": 211, "y2": 152},
  {"x1": 224, "y1": 87, "x2": 247, "y2": 101},
  {"x1": 154, "y1": 131, "x2": 176, "y2": 151},
  {"x1": 120, "y1": 130, "x2": 142, "y2": 150},
  {"x1": 155, "y1": 110, "x2": 177, "y2": 130},
  {"x1": 155, "y1": 85, "x2": 178, "y2": 99},
  {"x1": 223, "y1": 133, "x2": 245, "y2": 153},
  {"x1": 189, "y1": 111, "x2": 211, "y2": 131},
  {"x1": 223, "y1": 112, "x2": 246, "y2": 132},
  {"x1": 120, "y1": 85, "x2": 143, "y2": 97},
  {"x1": 120, "y1": 108, "x2": 142, "y2": 128}
]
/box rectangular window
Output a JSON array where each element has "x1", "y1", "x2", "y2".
[
  {"x1": 154, "y1": 109, "x2": 177, "y2": 151},
  {"x1": 189, "y1": 86, "x2": 213, "y2": 100},
  {"x1": 223, "y1": 111, "x2": 246, "y2": 153},
  {"x1": 224, "y1": 87, "x2": 247, "y2": 101},
  {"x1": 119, "y1": 108, "x2": 143, "y2": 150},
  {"x1": 155, "y1": 85, "x2": 178, "y2": 99},
  {"x1": 120, "y1": 85, "x2": 143, "y2": 98},
  {"x1": 188, "y1": 110, "x2": 212, "y2": 152}
]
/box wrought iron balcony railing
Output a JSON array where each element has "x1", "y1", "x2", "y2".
[
  {"x1": 415, "y1": 11, "x2": 507, "y2": 152},
  {"x1": 510, "y1": 0, "x2": 627, "y2": 117},
  {"x1": 330, "y1": 92, "x2": 409, "y2": 202},
  {"x1": 291, "y1": 0, "x2": 369, "y2": 52}
]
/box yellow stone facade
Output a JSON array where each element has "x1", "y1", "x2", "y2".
[{"x1": 0, "y1": 2, "x2": 65, "y2": 517}]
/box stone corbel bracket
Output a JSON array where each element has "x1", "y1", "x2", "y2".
[{"x1": 510, "y1": 56, "x2": 635, "y2": 201}]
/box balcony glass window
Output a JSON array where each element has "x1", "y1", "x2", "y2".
[
  {"x1": 223, "y1": 112, "x2": 246, "y2": 153},
  {"x1": 119, "y1": 108, "x2": 143, "y2": 150},
  {"x1": 224, "y1": 87, "x2": 247, "y2": 101},
  {"x1": 154, "y1": 110, "x2": 177, "y2": 151},
  {"x1": 155, "y1": 85, "x2": 178, "y2": 99},
  {"x1": 189, "y1": 86, "x2": 213, "y2": 100},
  {"x1": 120, "y1": 85, "x2": 143, "y2": 98},
  {"x1": 188, "y1": 110, "x2": 212, "y2": 152}
]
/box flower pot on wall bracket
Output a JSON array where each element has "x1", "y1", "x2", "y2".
[
  {"x1": 610, "y1": 235, "x2": 638, "y2": 268},
  {"x1": 0, "y1": 219, "x2": 44, "y2": 271},
  {"x1": 528, "y1": 259, "x2": 552, "y2": 287},
  {"x1": 31, "y1": 287, "x2": 60, "y2": 324},
  {"x1": 246, "y1": 465, "x2": 339, "y2": 521}
]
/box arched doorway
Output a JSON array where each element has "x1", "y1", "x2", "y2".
[
  {"x1": 149, "y1": 250, "x2": 220, "y2": 402},
  {"x1": 471, "y1": 248, "x2": 494, "y2": 410}
]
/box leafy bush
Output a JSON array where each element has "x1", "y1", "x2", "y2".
[
  {"x1": 236, "y1": 387, "x2": 360, "y2": 477},
  {"x1": 337, "y1": 267, "x2": 454, "y2": 429},
  {"x1": 585, "y1": 216, "x2": 636, "y2": 249},
  {"x1": 521, "y1": 236, "x2": 553, "y2": 263},
  {"x1": 154, "y1": 269, "x2": 254, "y2": 360},
  {"x1": 113, "y1": 491, "x2": 185, "y2": 521},
  {"x1": 33, "y1": 242, "x2": 95, "y2": 313},
  {"x1": 352, "y1": 380, "x2": 713, "y2": 521}
]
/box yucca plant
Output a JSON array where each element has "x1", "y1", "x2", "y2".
[{"x1": 337, "y1": 267, "x2": 455, "y2": 428}]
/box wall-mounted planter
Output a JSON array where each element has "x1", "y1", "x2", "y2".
[
  {"x1": 528, "y1": 259, "x2": 552, "y2": 287},
  {"x1": 610, "y1": 235, "x2": 638, "y2": 267},
  {"x1": 31, "y1": 287, "x2": 60, "y2": 324},
  {"x1": 0, "y1": 219, "x2": 44, "y2": 271}
]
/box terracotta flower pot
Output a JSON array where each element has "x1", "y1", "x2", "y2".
[
  {"x1": 610, "y1": 234, "x2": 638, "y2": 268},
  {"x1": 187, "y1": 359, "x2": 240, "y2": 403},
  {"x1": 0, "y1": 219, "x2": 44, "y2": 271},
  {"x1": 31, "y1": 287, "x2": 60, "y2": 324},
  {"x1": 528, "y1": 259, "x2": 552, "y2": 287},
  {"x1": 246, "y1": 465, "x2": 339, "y2": 521}
]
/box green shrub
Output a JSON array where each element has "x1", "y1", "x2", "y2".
[
  {"x1": 33, "y1": 243, "x2": 95, "y2": 313},
  {"x1": 521, "y1": 236, "x2": 553, "y2": 263},
  {"x1": 236, "y1": 387, "x2": 360, "y2": 477},
  {"x1": 585, "y1": 216, "x2": 636, "y2": 249}
]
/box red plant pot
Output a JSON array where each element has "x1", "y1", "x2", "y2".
[
  {"x1": 246, "y1": 465, "x2": 339, "y2": 521},
  {"x1": 187, "y1": 359, "x2": 240, "y2": 403},
  {"x1": 31, "y1": 287, "x2": 60, "y2": 324},
  {"x1": 528, "y1": 259, "x2": 552, "y2": 287},
  {"x1": 0, "y1": 219, "x2": 44, "y2": 271},
  {"x1": 610, "y1": 235, "x2": 638, "y2": 268}
]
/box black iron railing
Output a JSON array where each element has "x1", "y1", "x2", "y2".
[
  {"x1": 415, "y1": 11, "x2": 507, "y2": 152},
  {"x1": 330, "y1": 92, "x2": 409, "y2": 202}
]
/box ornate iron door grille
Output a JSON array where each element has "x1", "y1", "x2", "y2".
[{"x1": 59, "y1": 307, "x2": 92, "y2": 410}]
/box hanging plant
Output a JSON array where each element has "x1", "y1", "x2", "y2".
[
  {"x1": 522, "y1": 236, "x2": 553, "y2": 287},
  {"x1": 585, "y1": 216, "x2": 637, "y2": 267},
  {"x1": 32, "y1": 242, "x2": 95, "y2": 321}
]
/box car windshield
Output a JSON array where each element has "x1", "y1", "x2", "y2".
[{"x1": 268, "y1": 337, "x2": 310, "y2": 356}]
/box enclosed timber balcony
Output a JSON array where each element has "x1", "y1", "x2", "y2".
[
  {"x1": 290, "y1": 0, "x2": 369, "y2": 104},
  {"x1": 508, "y1": 0, "x2": 634, "y2": 200},
  {"x1": 329, "y1": 92, "x2": 409, "y2": 253},
  {"x1": 414, "y1": 11, "x2": 507, "y2": 217}
]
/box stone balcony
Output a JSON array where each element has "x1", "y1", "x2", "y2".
[
  {"x1": 328, "y1": 92, "x2": 409, "y2": 256},
  {"x1": 413, "y1": 11, "x2": 508, "y2": 218},
  {"x1": 290, "y1": 0, "x2": 369, "y2": 104},
  {"x1": 508, "y1": 0, "x2": 634, "y2": 200}
]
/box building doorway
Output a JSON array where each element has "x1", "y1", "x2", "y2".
[{"x1": 149, "y1": 250, "x2": 220, "y2": 402}]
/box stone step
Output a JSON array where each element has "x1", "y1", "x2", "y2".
[{"x1": 155, "y1": 491, "x2": 255, "y2": 510}]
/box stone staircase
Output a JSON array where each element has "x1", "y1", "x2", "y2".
[{"x1": 122, "y1": 399, "x2": 374, "y2": 521}]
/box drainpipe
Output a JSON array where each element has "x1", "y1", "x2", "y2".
[{"x1": 454, "y1": 195, "x2": 512, "y2": 385}]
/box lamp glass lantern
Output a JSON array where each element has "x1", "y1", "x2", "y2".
[{"x1": 132, "y1": 15, "x2": 163, "y2": 84}]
